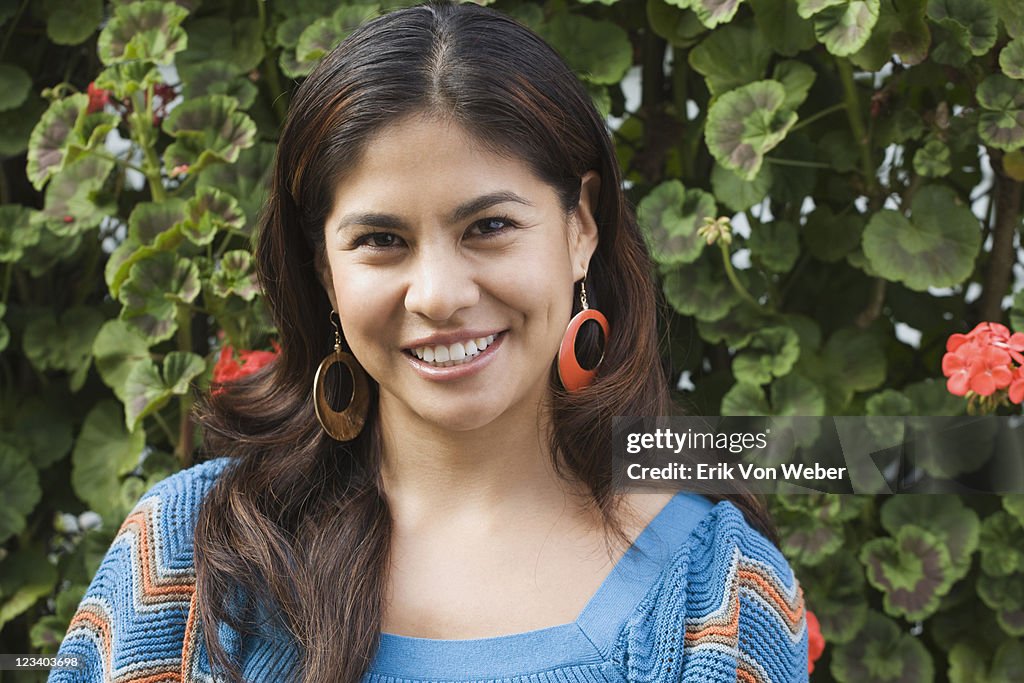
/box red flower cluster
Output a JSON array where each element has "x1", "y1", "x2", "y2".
[
  {"x1": 806, "y1": 609, "x2": 824, "y2": 674},
  {"x1": 212, "y1": 343, "x2": 279, "y2": 393},
  {"x1": 943, "y1": 322, "x2": 1024, "y2": 403},
  {"x1": 86, "y1": 82, "x2": 109, "y2": 114}
]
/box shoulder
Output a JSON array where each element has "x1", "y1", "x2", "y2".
[
  {"x1": 616, "y1": 497, "x2": 808, "y2": 683},
  {"x1": 47, "y1": 457, "x2": 235, "y2": 683}
]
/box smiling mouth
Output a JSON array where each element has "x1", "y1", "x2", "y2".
[{"x1": 406, "y1": 333, "x2": 504, "y2": 368}]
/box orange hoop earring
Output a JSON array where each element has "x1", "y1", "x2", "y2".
[{"x1": 558, "y1": 280, "x2": 609, "y2": 392}]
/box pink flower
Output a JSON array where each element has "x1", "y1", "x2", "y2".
[{"x1": 942, "y1": 323, "x2": 1016, "y2": 397}]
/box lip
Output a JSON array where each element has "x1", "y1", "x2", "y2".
[
  {"x1": 403, "y1": 331, "x2": 506, "y2": 381},
  {"x1": 402, "y1": 329, "x2": 506, "y2": 350}
]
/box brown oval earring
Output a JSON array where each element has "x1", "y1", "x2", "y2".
[{"x1": 313, "y1": 312, "x2": 369, "y2": 441}]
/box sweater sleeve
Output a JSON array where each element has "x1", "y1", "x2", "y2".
[
  {"x1": 616, "y1": 500, "x2": 808, "y2": 683},
  {"x1": 47, "y1": 458, "x2": 233, "y2": 683}
]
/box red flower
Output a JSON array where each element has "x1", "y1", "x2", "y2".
[
  {"x1": 1010, "y1": 366, "x2": 1024, "y2": 405},
  {"x1": 86, "y1": 82, "x2": 109, "y2": 114},
  {"x1": 942, "y1": 323, "x2": 1016, "y2": 397},
  {"x1": 806, "y1": 609, "x2": 824, "y2": 674},
  {"x1": 212, "y1": 344, "x2": 278, "y2": 393}
]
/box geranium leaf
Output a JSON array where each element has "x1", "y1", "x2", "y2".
[
  {"x1": 663, "y1": 257, "x2": 741, "y2": 321},
  {"x1": 721, "y1": 381, "x2": 771, "y2": 415},
  {"x1": 128, "y1": 200, "x2": 186, "y2": 248},
  {"x1": 748, "y1": 219, "x2": 799, "y2": 272},
  {"x1": 178, "y1": 17, "x2": 265, "y2": 76},
  {"x1": 978, "y1": 511, "x2": 1024, "y2": 577},
  {"x1": 711, "y1": 162, "x2": 773, "y2": 212},
  {"x1": 295, "y1": 4, "x2": 380, "y2": 67},
  {"x1": 862, "y1": 185, "x2": 981, "y2": 291},
  {"x1": 927, "y1": 0, "x2": 998, "y2": 67},
  {"x1": 26, "y1": 94, "x2": 85, "y2": 190},
  {"x1": 123, "y1": 351, "x2": 204, "y2": 430},
  {"x1": 913, "y1": 138, "x2": 952, "y2": 176},
  {"x1": 119, "y1": 253, "x2": 200, "y2": 343},
  {"x1": 821, "y1": 326, "x2": 886, "y2": 392},
  {"x1": 97, "y1": 0, "x2": 189, "y2": 66},
  {"x1": 44, "y1": 0, "x2": 103, "y2": 46},
  {"x1": 182, "y1": 187, "x2": 245, "y2": 246},
  {"x1": 852, "y1": 0, "x2": 929, "y2": 70},
  {"x1": 538, "y1": 12, "x2": 632, "y2": 85},
  {"x1": 976, "y1": 74, "x2": 1024, "y2": 151},
  {"x1": 803, "y1": 205, "x2": 865, "y2": 262},
  {"x1": 647, "y1": 0, "x2": 708, "y2": 48},
  {"x1": 881, "y1": 496, "x2": 980, "y2": 582},
  {"x1": 162, "y1": 95, "x2": 257, "y2": 173},
  {"x1": 799, "y1": 550, "x2": 868, "y2": 643},
  {"x1": 830, "y1": 610, "x2": 935, "y2": 682},
  {"x1": 70, "y1": 401, "x2": 145, "y2": 522},
  {"x1": 977, "y1": 572, "x2": 1024, "y2": 636},
  {"x1": 772, "y1": 60, "x2": 816, "y2": 110},
  {"x1": 795, "y1": 0, "x2": 846, "y2": 18},
  {"x1": 92, "y1": 319, "x2": 151, "y2": 403},
  {"x1": 196, "y1": 141, "x2": 274, "y2": 233},
  {"x1": 0, "y1": 442, "x2": 41, "y2": 544},
  {"x1": 861, "y1": 526, "x2": 957, "y2": 621},
  {"x1": 0, "y1": 63, "x2": 31, "y2": 112},
  {"x1": 812, "y1": 0, "x2": 880, "y2": 57},
  {"x1": 180, "y1": 61, "x2": 258, "y2": 110},
  {"x1": 637, "y1": 180, "x2": 713, "y2": 266},
  {"x1": 732, "y1": 326, "x2": 801, "y2": 385},
  {"x1": 705, "y1": 80, "x2": 798, "y2": 180},
  {"x1": 22, "y1": 307, "x2": 104, "y2": 392},
  {"x1": 210, "y1": 250, "x2": 259, "y2": 301},
  {"x1": 1000, "y1": 36, "x2": 1024, "y2": 79},
  {"x1": 689, "y1": 24, "x2": 772, "y2": 96},
  {"x1": 41, "y1": 156, "x2": 115, "y2": 235},
  {"x1": 0, "y1": 205, "x2": 42, "y2": 263},
  {"x1": 750, "y1": 0, "x2": 816, "y2": 56}
]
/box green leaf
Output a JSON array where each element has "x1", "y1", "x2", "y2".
[
  {"x1": 705, "y1": 80, "x2": 798, "y2": 181},
  {"x1": 775, "y1": 507, "x2": 845, "y2": 565},
  {"x1": 42, "y1": 155, "x2": 115, "y2": 235},
  {"x1": 862, "y1": 185, "x2": 981, "y2": 291},
  {"x1": 647, "y1": 0, "x2": 707, "y2": 48},
  {"x1": 977, "y1": 572, "x2": 1024, "y2": 636},
  {"x1": 0, "y1": 63, "x2": 31, "y2": 112},
  {"x1": 830, "y1": 610, "x2": 935, "y2": 682},
  {"x1": 97, "y1": 0, "x2": 189, "y2": 66},
  {"x1": 732, "y1": 326, "x2": 801, "y2": 385},
  {"x1": 881, "y1": 496, "x2": 980, "y2": 582},
  {"x1": 803, "y1": 205, "x2": 864, "y2": 262},
  {"x1": 711, "y1": 162, "x2": 773, "y2": 212},
  {"x1": 196, "y1": 141, "x2": 274, "y2": 233},
  {"x1": 949, "y1": 639, "x2": 1024, "y2": 683},
  {"x1": 93, "y1": 62, "x2": 161, "y2": 101},
  {"x1": 209, "y1": 250, "x2": 260, "y2": 301},
  {"x1": 978, "y1": 511, "x2": 1024, "y2": 577},
  {"x1": 812, "y1": 0, "x2": 880, "y2": 57},
  {"x1": 123, "y1": 351, "x2": 205, "y2": 430},
  {"x1": 92, "y1": 319, "x2": 151, "y2": 402},
  {"x1": 178, "y1": 17, "x2": 265, "y2": 76},
  {"x1": 865, "y1": 389, "x2": 912, "y2": 443},
  {"x1": 913, "y1": 139, "x2": 952, "y2": 176},
  {"x1": 162, "y1": 95, "x2": 257, "y2": 174},
  {"x1": 0, "y1": 302, "x2": 7, "y2": 353},
  {"x1": 295, "y1": 4, "x2": 380, "y2": 68},
  {"x1": 0, "y1": 443, "x2": 41, "y2": 544},
  {"x1": 4, "y1": 397, "x2": 74, "y2": 470},
  {"x1": 0, "y1": 93, "x2": 45, "y2": 157},
  {"x1": 798, "y1": 550, "x2": 868, "y2": 642},
  {"x1": 771, "y1": 372, "x2": 825, "y2": 415},
  {"x1": 71, "y1": 401, "x2": 145, "y2": 522},
  {"x1": 748, "y1": 219, "x2": 799, "y2": 272},
  {"x1": 995, "y1": 0, "x2": 1024, "y2": 39},
  {"x1": 26, "y1": 94, "x2": 85, "y2": 190},
  {"x1": 927, "y1": 0, "x2": 998, "y2": 66},
  {"x1": 821, "y1": 326, "x2": 887, "y2": 393},
  {"x1": 180, "y1": 61, "x2": 258, "y2": 110},
  {"x1": 852, "y1": 0, "x2": 929, "y2": 69},
  {"x1": 1012, "y1": 289, "x2": 1024, "y2": 332},
  {"x1": 674, "y1": 0, "x2": 746, "y2": 29},
  {"x1": 1003, "y1": 37, "x2": 1024, "y2": 79},
  {"x1": 22, "y1": 307, "x2": 104, "y2": 391},
  {"x1": 181, "y1": 187, "x2": 245, "y2": 246},
  {"x1": 44, "y1": 0, "x2": 102, "y2": 45},
  {"x1": 795, "y1": 0, "x2": 846, "y2": 18},
  {"x1": 0, "y1": 205, "x2": 42, "y2": 263},
  {"x1": 750, "y1": 0, "x2": 816, "y2": 56},
  {"x1": 721, "y1": 381, "x2": 771, "y2": 415},
  {"x1": 976, "y1": 74, "x2": 1024, "y2": 151},
  {"x1": 663, "y1": 257, "x2": 741, "y2": 321},
  {"x1": 128, "y1": 200, "x2": 186, "y2": 248},
  {"x1": 538, "y1": 12, "x2": 632, "y2": 85},
  {"x1": 0, "y1": 547, "x2": 56, "y2": 630},
  {"x1": 772, "y1": 60, "x2": 816, "y2": 110},
  {"x1": 861, "y1": 526, "x2": 957, "y2": 621},
  {"x1": 689, "y1": 24, "x2": 772, "y2": 96},
  {"x1": 637, "y1": 180, "x2": 713, "y2": 266},
  {"x1": 119, "y1": 253, "x2": 200, "y2": 343},
  {"x1": 1006, "y1": 495, "x2": 1024, "y2": 528}
]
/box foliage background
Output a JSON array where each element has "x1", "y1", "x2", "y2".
[{"x1": 1, "y1": 0, "x2": 1023, "y2": 680}]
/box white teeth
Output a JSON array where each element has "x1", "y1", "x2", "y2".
[{"x1": 411, "y1": 333, "x2": 501, "y2": 367}]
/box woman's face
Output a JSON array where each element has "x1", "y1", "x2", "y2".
[{"x1": 321, "y1": 115, "x2": 599, "y2": 433}]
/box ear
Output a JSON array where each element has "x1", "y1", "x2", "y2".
[
  {"x1": 569, "y1": 171, "x2": 601, "y2": 281},
  {"x1": 316, "y1": 252, "x2": 339, "y2": 313}
]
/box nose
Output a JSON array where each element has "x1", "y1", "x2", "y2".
[{"x1": 403, "y1": 247, "x2": 481, "y2": 322}]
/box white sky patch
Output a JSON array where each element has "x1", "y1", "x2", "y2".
[
  {"x1": 894, "y1": 322, "x2": 922, "y2": 349},
  {"x1": 677, "y1": 370, "x2": 695, "y2": 392},
  {"x1": 965, "y1": 282, "x2": 982, "y2": 304},
  {"x1": 730, "y1": 212, "x2": 751, "y2": 238},
  {"x1": 732, "y1": 248, "x2": 751, "y2": 270}
]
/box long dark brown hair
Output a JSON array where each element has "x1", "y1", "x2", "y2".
[{"x1": 193, "y1": 2, "x2": 777, "y2": 681}]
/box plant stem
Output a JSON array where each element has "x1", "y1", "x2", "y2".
[
  {"x1": 0, "y1": 0, "x2": 29, "y2": 61},
  {"x1": 765, "y1": 157, "x2": 832, "y2": 169},
  {"x1": 978, "y1": 149, "x2": 1022, "y2": 322},
  {"x1": 153, "y1": 411, "x2": 178, "y2": 448},
  {"x1": 837, "y1": 59, "x2": 876, "y2": 194},
  {"x1": 88, "y1": 148, "x2": 148, "y2": 176},
  {"x1": 175, "y1": 304, "x2": 194, "y2": 467},
  {"x1": 789, "y1": 102, "x2": 847, "y2": 133},
  {"x1": 718, "y1": 241, "x2": 762, "y2": 310}
]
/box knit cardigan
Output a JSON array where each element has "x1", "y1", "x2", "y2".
[{"x1": 48, "y1": 457, "x2": 809, "y2": 682}]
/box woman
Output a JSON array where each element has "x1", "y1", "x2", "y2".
[{"x1": 51, "y1": 2, "x2": 807, "y2": 682}]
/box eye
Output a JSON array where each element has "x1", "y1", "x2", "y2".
[
  {"x1": 354, "y1": 232, "x2": 401, "y2": 249},
  {"x1": 472, "y1": 216, "x2": 516, "y2": 237}
]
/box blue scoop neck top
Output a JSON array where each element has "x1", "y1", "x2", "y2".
[{"x1": 368, "y1": 490, "x2": 715, "y2": 679}]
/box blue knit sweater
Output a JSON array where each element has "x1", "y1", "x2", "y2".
[{"x1": 49, "y1": 457, "x2": 808, "y2": 682}]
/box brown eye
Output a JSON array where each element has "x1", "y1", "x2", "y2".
[
  {"x1": 357, "y1": 232, "x2": 400, "y2": 248},
  {"x1": 474, "y1": 217, "x2": 514, "y2": 237}
]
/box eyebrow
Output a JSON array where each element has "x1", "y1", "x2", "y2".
[{"x1": 333, "y1": 191, "x2": 534, "y2": 233}]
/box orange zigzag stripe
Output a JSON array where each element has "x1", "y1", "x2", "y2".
[{"x1": 65, "y1": 498, "x2": 196, "y2": 682}]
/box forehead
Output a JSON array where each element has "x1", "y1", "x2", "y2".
[{"x1": 329, "y1": 115, "x2": 560, "y2": 216}]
